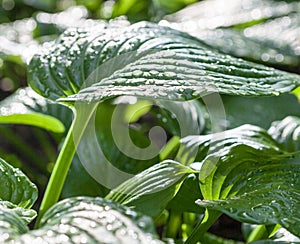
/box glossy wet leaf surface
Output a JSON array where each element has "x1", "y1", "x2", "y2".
[
  {"x1": 0, "y1": 158, "x2": 37, "y2": 209},
  {"x1": 106, "y1": 160, "x2": 195, "y2": 217},
  {"x1": 165, "y1": 0, "x2": 300, "y2": 29},
  {"x1": 0, "y1": 197, "x2": 162, "y2": 243},
  {"x1": 163, "y1": 0, "x2": 300, "y2": 68},
  {"x1": 0, "y1": 87, "x2": 68, "y2": 133},
  {"x1": 28, "y1": 21, "x2": 300, "y2": 103},
  {"x1": 188, "y1": 125, "x2": 300, "y2": 236}
]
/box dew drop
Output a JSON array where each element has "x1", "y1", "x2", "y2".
[{"x1": 132, "y1": 70, "x2": 143, "y2": 77}]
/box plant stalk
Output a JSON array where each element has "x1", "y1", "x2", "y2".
[
  {"x1": 185, "y1": 209, "x2": 221, "y2": 244},
  {"x1": 247, "y1": 225, "x2": 268, "y2": 243},
  {"x1": 165, "y1": 210, "x2": 182, "y2": 239},
  {"x1": 35, "y1": 103, "x2": 98, "y2": 226}
]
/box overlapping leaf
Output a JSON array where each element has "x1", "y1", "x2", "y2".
[
  {"x1": 177, "y1": 124, "x2": 282, "y2": 166},
  {"x1": 106, "y1": 160, "x2": 195, "y2": 216},
  {"x1": 0, "y1": 87, "x2": 71, "y2": 133},
  {"x1": 0, "y1": 201, "x2": 36, "y2": 225},
  {"x1": 0, "y1": 197, "x2": 162, "y2": 243},
  {"x1": 163, "y1": 0, "x2": 300, "y2": 67},
  {"x1": 28, "y1": 21, "x2": 300, "y2": 103},
  {"x1": 0, "y1": 158, "x2": 37, "y2": 230},
  {"x1": 184, "y1": 125, "x2": 300, "y2": 236},
  {"x1": 72, "y1": 96, "x2": 206, "y2": 197}
]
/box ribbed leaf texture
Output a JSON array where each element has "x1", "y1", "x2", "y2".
[
  {"x1": 0, "y1": 197, "x2": 162, "y2": 243},
  {"x1": 186, "y1": 125, "x2": 300, "y2": 236},
  {"x1": 179, "y1": 125, "x2": 300, "y2": 235},
  {"x1": 28, "y1": 21, "x2": 300, "y2": 103},
  {"x1": 106, "y1": 160, "x2": 195, "y2": 216}
]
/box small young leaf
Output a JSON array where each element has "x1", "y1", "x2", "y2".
[
  {"x1": 0, "y1": 197, "x2": 162, "y2": 243},
  {"x1": 106, "y1": 160, "x2": 196, "y2": 217},
  {"x1": 0, "y1": 158, "x2": 38, "y2": 209}
]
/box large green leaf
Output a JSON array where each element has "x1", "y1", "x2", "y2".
[
  {"x1": 75, "y1": 99, "x2": 160, "y2": 187},
  {"x1": 0, "y1": 197, "x2": 162, "y2": 243},
  {"x1": 0, "y1": 158, "x2": 37, "y2": 209},
  {"x1": 189, "y1": 126, "x2": 300, "y2": 236},
  {"x1": 0, "y1": 87, "x2": 70, "y2": 133},
  {"x1": 28, "y1": 21, "x2": 300, "y2": 103},
  {"x1": 177, "y1": 124, "x2": 282, "y2": 166},
  {"x1": 268, "y1": 116, "x2": 300, "y2": 152},
  {"x1": 73, "y1": 97, "x2": 205, "y2": 195},
  {"x1": 106, "y1": 160, "x2": 195, "y2": 217},
  {"x1": 163, "y1": 0, "x2": 300, "y2": 67}
]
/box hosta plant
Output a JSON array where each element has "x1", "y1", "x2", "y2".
[{"x1": 1, "y1": 11, "x2": 300, "y2": 244}]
